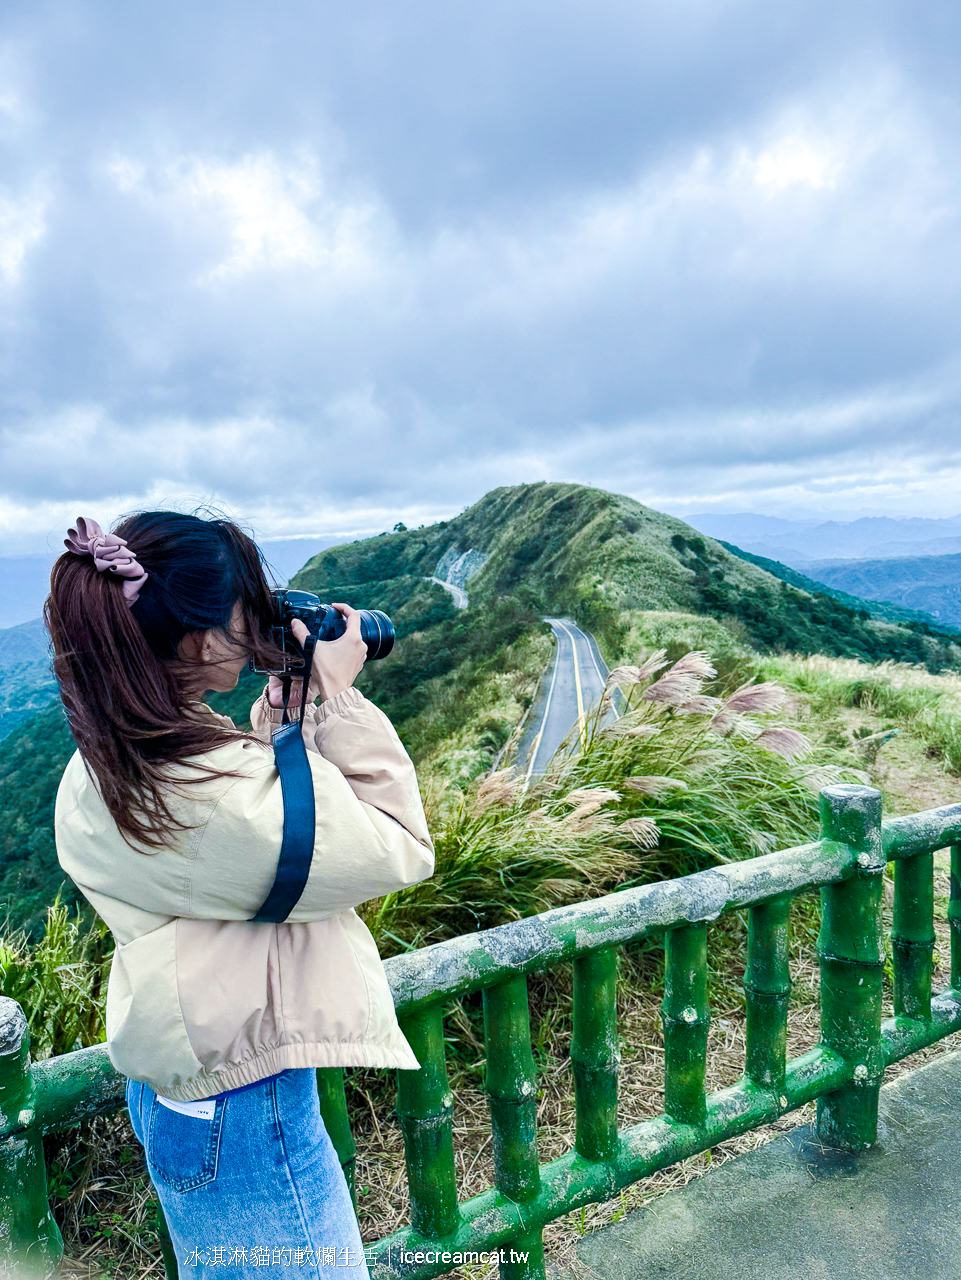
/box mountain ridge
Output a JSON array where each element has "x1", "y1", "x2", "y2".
[
  {"x1": 4, "y1": 481, "x2": 961, "y2": 933},
  {"x1": 717, "y1": 542, "x2": 960, "y2": 635},
  {"x1": 291, "y1": 483, "x2": 961, "y2": 663},
  {"x1": 798, "y1": 552, "x2": 961, "y2": 629},
  {"x1": 686, "y1": 511, "x2": 961, "y2": 564}
]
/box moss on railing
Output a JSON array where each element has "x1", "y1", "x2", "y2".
[{"x1": 3, "y1": 788, "x2": 961, "y2": 1279}]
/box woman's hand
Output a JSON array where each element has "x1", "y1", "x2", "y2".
[{"x1": 267, "y1": 604, "x2": 368, "y2": 708}]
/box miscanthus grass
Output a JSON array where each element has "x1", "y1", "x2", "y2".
[
  {"x1": 760, "y1": 652, "x2": 961, "y2": 774},
  {"x1": 5, "y1": 642, "x2": 952, "y2": 1278},
  {"x1": 363, "y1": 648, "x2": 865, "y2": 956}
]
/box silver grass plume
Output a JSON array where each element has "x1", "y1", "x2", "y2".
[
  {"x1": 604, "y1": 648, "x2": 669, "y2": 694},
  {"x1": 623, "y1": 775, "x2": 688, "y2": 797},
  {"x1": 603, "y1": 719, "x2": 661, "y2": 738},
  {"x1": 636, "y1": 649, "x2": 670, "y2": 681},
  {"x1": 605, "y1": 665, "x2": 642, "y2": 690},
  {"x1": 618, "y1": 816, "x2": 661, "y2": 849},
  {"x1": 752, "y1": 727, "x2": 811, "y2": 760},
  {"x1": 475, "y1": 768, "x2": 524, "y2": 811},
  {"x1": 642, "y1": 650, "x2": 717, "y2": 708},
  {"x1": 711, "y1": 680, "x2": 788, "y2": 736},
  {"x1": 562, "y1": 785, "x2": 621, "y2": 823}
]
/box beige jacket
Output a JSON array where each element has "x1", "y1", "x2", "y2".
[{"x1": 54, "y1": 687, "x2": 434, "y2": 1101}]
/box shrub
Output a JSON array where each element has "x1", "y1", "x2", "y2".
[{"x1": 0, "y1": 900, "x2": 111, "y2": 1058}]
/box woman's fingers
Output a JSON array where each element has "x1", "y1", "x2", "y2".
[
  {"x1": 311, "y1": 603, "x2": 367, "y2": 700},
  {"x1": 330, "y1": 602, "x2": 362, "y2": 637},
  {"x1": 271, "y1": 606, "x2": 367, "y2": 706},
  {"x1": 266, "y1": 674, "x2": 304, "y2": 709}
]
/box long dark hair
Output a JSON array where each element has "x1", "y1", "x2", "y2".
[{"x1": 46, "y1": 511, "x2": 287, "y2": 848}]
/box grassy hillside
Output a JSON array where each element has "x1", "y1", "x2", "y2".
[
  {"x1": 0, "y1": 702, "x2": 81, "y2": 932},
  {"x1": 800, "y1": 552, "x2": 961, "y2": 629},
  {"x1": 9, "y1": 485, "x2": 961, "y2": 1272},
  {"x1": 293, "y1": 482, "x2": 961, "y2": 670}
]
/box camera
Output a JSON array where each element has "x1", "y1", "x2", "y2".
[{"x1": 252, "y1": 588, "x2": 395, "y2": 675}]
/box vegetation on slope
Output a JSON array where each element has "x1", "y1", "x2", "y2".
[
  {"x1": 0, "y1": 617, "x2": 57, "y2": 741},
  {"x1": 295, "y1": 483, "x2": 961, "y2": 670},
  {"x1": 799, "y1": 551, "x2": 961, "y2": 629},
  {"x1": 7, "y1": 635, "x2": 961, "y2": 1275},
  {"x1": 718, "y1": 540, "x2": 960, "y2": 635},
  {"x1": 0, "y1": 702, "x2": 80, "y2": 933},
  {"x1": 363, "y1": 647, "x2": 861, "y2": 955}
]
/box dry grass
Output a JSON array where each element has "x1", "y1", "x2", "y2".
[{"x1": 50, "y1": 1115, "x2": 166, "y2": 1278}]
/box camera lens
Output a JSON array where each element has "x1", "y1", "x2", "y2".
[
  {"x1": 318, "y1": 606, "x2": 395, "y2": 660},
  {"x1": 358, "y1": 609, "x2": 395, "y2": 661}
]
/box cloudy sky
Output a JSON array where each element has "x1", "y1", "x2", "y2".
[{"x1": 2, "y1": 0, "x2": 961, "y2": 555}]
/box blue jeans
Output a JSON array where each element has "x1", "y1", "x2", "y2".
[{"x1": 126, "y1": 1069, "x2": 370, "y2": 1277}]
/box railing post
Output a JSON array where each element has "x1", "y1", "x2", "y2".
[
  {"x1": 949, "y1": 846, "x2": 961, "y2": 990},
  {"x1": 316, "y1": 1068, "x2": 357, "y2": 1207},
  {"x1": 744, "y1": 894, "x2": 791, "y2": 1095},
  {"x1": 572, "y1": 946, "x2": 619, "y2": 1162},
  {"x1": 662, "y1": 923, "x2": 709, "y2": 1126},
  {"x1": 396, "y1": 1003, "x2": 460, "y2": 1241},
  {"x1": 0, "y1": 998, "x2": 62, "y2": 1276},
  {"x1": 816, "y1": 785, "x2": 885, "y2": 1152},
  {"x1": 483, "y1": 976, "x2": 544, "y2": 1280},
  {"x1": 892, "y1": 853, "x2": 935, "y2": 1021}
]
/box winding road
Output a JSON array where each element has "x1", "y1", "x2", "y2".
[
  {"x1": 428, "y1": 576, "x2": 469, "y2": 609},
  {"x1": 426, "y1": 566, "x2": 613, "y2": 779},
  {"x1": 515, "y1": 617, "x2": 613, "y2": 784}
]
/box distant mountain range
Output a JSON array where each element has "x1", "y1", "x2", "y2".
[
  {"x1": 0, "y1": 617, "x2": 56, "y2": 741},
  {"x1": 798, "y1": 554, "x2": 961, "y2": 629},
  {"x1": 685, "y1": 512, "x2": 961, "y2": 565}
]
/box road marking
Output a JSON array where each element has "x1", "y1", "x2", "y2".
[
  {"x1": 553, "y1": 618, "x2": 585, "y2": 733},
  {"x1": 521, "y1": 617, "x2": 613, "y2": 787},
  {"x1": 581, "y1": 627, "x2": 620, "y2": 720},
  {"x1": 521, "y1": 626, "x2": 563, "y2": 791}
]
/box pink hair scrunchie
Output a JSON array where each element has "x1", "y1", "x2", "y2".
[{"x1": 64, "y1": 517, "x2": 149, "y2": 606}]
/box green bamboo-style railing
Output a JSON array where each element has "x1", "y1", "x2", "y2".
[{"x1": 3, "y1": 786, "x2": 961, "y2": 1279}]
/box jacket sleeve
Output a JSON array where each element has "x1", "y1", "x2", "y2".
[{"x1": 186, "y1": 688, "x2": 434, "y2": 922}]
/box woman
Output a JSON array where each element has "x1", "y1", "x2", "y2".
[{"x1": 49, "y1": 510, "x2": 434, "y2": 1276}]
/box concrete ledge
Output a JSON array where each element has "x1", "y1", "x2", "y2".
[{"x1": 552, "y1": 1052, "x2": 961, "y2": 1280}]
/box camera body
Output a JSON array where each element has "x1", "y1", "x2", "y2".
[{"x1": 251, "y1": 588, "x2": 395, "y2": 675}]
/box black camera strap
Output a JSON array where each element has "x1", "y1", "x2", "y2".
[{"x1": 251, "y1": 633, "x2": 319, "y2": 924}]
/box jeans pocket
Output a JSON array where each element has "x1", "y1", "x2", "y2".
[{"x1": 146, "y1": 1097, "x2": 224, "y2": 1193}]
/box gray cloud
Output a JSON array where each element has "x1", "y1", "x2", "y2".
[{"x1": 3, "y1": 0, "x2": 961, "y2": 552}]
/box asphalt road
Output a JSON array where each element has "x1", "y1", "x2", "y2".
[
  {"x1": 428, "y1": 576, "x2": 469, "y2": 609},
  {"x1": 516, "y1": 616, "x2": 612, "y2": 784}
]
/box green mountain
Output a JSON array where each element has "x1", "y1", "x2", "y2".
[
  {"x1": 291, "y1": 481, "x2": 961, "y2": 666},
  {"x1": 214, "y1": 482, "x2": 961, "y2": 754},
  {"x1": 797, "y1": 552, "x2": 961, "y2": 630},
  {"x1": 717, "y1": 541, "x2": 960, "y2": 635},
  {"x1": 0, "y1": 618, "x2": 57, "y2": 742},
  {"x1": 0, "y1": 702, "x2": 79, "y2": 931},
  {"x1": 5, "y1": 481, "x2": 961, "y2": 934}
]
